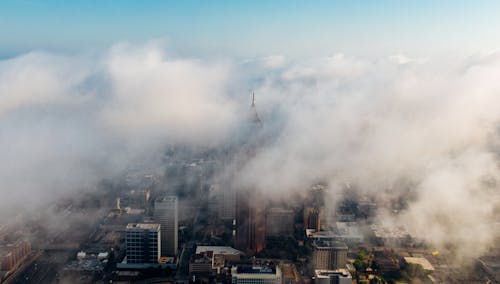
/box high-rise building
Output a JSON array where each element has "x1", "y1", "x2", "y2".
[
  {"x1": 154, "y1": 196, "x2": 178, "y2": 256},
  {"x1": 265, "y1": 207, "x2": 294, "y2": 237},
  {"x1": 304, "y1": 207, "x2": 321, "y2": 231},
  {"x1": 125, "y1": 223, "x2": 161, "y2": 264},
  {"x1": 231, "y1": 265, "x2": 282, "y2": 284},
  {"x1": 218, "y1": 181, "x2": 236, "y2": 220},
  {"x1": 0, "y1": 240, "x2": 31, "y2": 272},
  {"x1": 312, "y1": 241, "x2": 348, "y2": 270},
  {"x1": 235, "y1": 190, "x2": 265, "y2": 255}
]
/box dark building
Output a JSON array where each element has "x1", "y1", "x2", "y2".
[
  {"x1": 304, "y1": 207, "x2": 321, "y2": 231},
  {"x1": 125, "y1": 223, "x2": 161, "y2": 264}
]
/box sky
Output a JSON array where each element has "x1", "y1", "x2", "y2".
[{"x1": 2, "y1": 0, "x2": 500, "y2": 59}]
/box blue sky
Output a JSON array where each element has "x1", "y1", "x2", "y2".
[{"x1": 1, "y1": 0, "x2": 500, "y2": 58}]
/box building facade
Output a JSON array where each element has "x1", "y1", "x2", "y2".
[
  {"x1": 154, "y1": 196, "x2": 178, "y2": 256},
  {"x1": 126, "y1": 223, "x2": 161, "y2": 264},
  {"x1": 312, "y1": 241, "x2": 348, "y2": 270},
  {"x1": 231, "y1": 265, "x2": 282, "y2": 284},
  {"x1": 0, "y1": 240, "x2": 31, "y2": 272},
  {"x1": 313, "y1": 269, "x2": 352, "y2": 284},
  {"x1": 266, "y1": 207, "x2": 294, "y2": 237},
  {"x1": 304, "y1": 207, "x2": 321, "y2": 231}
]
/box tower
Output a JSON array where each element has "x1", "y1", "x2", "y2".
[
  {"x1": 154, "y1": 196, "x2": 178, "y2": 257},
  {"x1": 126, "y1": 223, "x2": 161, "y2": 264}
]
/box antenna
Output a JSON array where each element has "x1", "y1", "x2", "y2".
[{"x1": 252, "y1": 92, "x2": 255, "y2": 107}]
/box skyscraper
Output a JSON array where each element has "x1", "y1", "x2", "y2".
[
  {"x1": 154, "y1": 196, "x2": 178, "y2": 256},
  {"x1": 218, "y1": 180, "x2": 236, "y2": 220},
  {"x1": 126, "y1": 223, "x2": 161, "y2": 264},
  {"x1": 304, "y1": 207, "x2": 321, "y2": 231},
  {"x1": 265, "y1": 207, "x2": 294, "y2": 237},
  {"x1": 235, "y1": 190, "x2": 265, "y2": 255}
]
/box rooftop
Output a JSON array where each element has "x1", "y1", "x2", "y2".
[
  {"x1": 196, "y1": 246, "x2": 243, "y2": 256},
  {"x1": 232, "y1": 265, "x2": 282, "y2": 279},
  {"x1": 314, "y1": 269, "x2": 352, "y2": 278},
  {"x1": 126, "y1": 223, "x2": 160, "y2": 230},
  {"x1": 313, "y1": 240, "x2": 348, "y2": 250},
  {"x1": 404, "y1": 257, "x2": 435, "y2": 271},
  {"x1": 156, "y1": 196, "x2": 177, "y2": 202}
]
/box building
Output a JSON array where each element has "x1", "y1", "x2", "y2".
[
  {"x1": 0, "y1": 240, "x2": 31, "y2": 272},
  {"x1": 125, "y1": 223, "x2": 161, "y2": 264},
  {"x1": 189, "y1": 253, "x2": 214, "y2": 276},
  {"x1": 231, "y1": 265, "x2": 282, "y2": 284},
  {"x1": 312, "y1": 241, "x2": 348, "y2": 270},
  {"x1": 403, "y1": 257, "x2": 435, "y2": 272},
  {"x1": 304, "y1": 207, "x2": 321, "y2": 231},
  {"x1": 154, "y1": 196, "x2": 178, "y2": 256},
  {"x1": 235, "y1": 191, "x2": 266, "y2": 255},
  {"x1": 218, "y1": 181, "x2": 237, "y2": 220},
  {"x1": 266, "y1": 208, "x2": 294, "y2": 237},
  {"x1": 189, "y1": 246, "x2": 244, "y2": 277},
  {"x1": 196, "y1": 246, "x2": 243, "y2": 262},
  {"x1": 313, "y1": 269, "x2": 352, "y2": 284}
]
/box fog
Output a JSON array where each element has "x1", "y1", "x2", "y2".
[{"x1": 1, "y1": 42, "x2": 500, "y2": 260}]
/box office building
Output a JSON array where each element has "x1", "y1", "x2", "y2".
[
  {"x1": 313, "y1": 269, "x2": 352, "y2": 284},
  {"x1": 154, "y1": 196, "x2": 178, "y2": 256},
  {"x1": 235, "y1": 190, "x2": 265, "y2": 255},
  {"x1": 312, "y1": 241, "x2": 348, "y2": 270},
  {"x1": 304, "y1": 207, "x2": 321, "y2": 231},
  {"x1": 231, "y1": 265, "x2": 282, "y2": 284},
  {"x1": 266, "y1": 207, "x2": 294, "y2": 237},
  {"x1": 218, "y1": 181, "x2": 237, "y2": 220},
  {"x1": 125, "y1": 223, "x2": 161, "y2": 264},
  {"x1": 0, "y1": 240, "x2": 31, "y2": 272}
]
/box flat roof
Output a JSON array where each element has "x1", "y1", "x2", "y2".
[
  {"x1": 404, "y1": 257, "x2": 435, "y2": 271},
  {"x1": 126, "y1": 223, "x2": 160, "y2": 230},
  {"x1": 231, "y1": 266, "x2": 282, "y2": 279},
  {"x1": 314, "y1": 269, "x2": 351, "y2": 278},
  {"x1": 156, "y1": 196, "x2": 177, "y2": 202},
  {"x1": 196, "y1": 246, "x2": 243, "y2": 255},
  {"x1": 313, "y1": 240, "x2": 348, "y2": 250}
]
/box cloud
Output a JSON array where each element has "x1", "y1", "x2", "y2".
[
  {"x1": 1, "y1": 44, "x2": 500, "y2": 261},
  {"x1": 236, "y1": 52, "x2": 500, "y2": 259},
  {"x1": 0, "y1": 41, "x2": 239, "y2": 216}
]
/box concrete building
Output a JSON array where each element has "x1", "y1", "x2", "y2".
[
  {"x1": 304, "y1": 207, "x2": 321, "y2": 231},
  {"x1": 235, "y1": 191, "x2": 266, "y2": 255},
  {"x1": 189, "y1": 246, "x2": 244, "y2": 277},
  {"x1": 196, "y1": 246, "x2": 243, "y2": 262},
  {"x1": 312, "y1": 241, "x2": 348, "y2": 270},
  {"x1": 313, "y1": 269, "x2": 352, "y2": 284},
  {"x1": 266, "y1": 208, "x2": 294, "y2": 237},
  {"x1": 231, "y1": 265, "x2": 282, "y2": 284},
  {"x1": 125, "y1": 223, "x2": 161, "y2": 264},
  {"x1": 0, "y1": 240, "x2": 31, "y2": 272},
  {"x1": 154, "y1": 196, "x2": 178, "y2": 256},
  {"x1": 218, "y1": 181, "x2": 237, "y2": 220}
]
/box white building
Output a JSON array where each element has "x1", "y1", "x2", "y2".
[
  {"x1": 313, "y1": 269, "x2": 352, "y2": 284},
  {"x1": 154, "y1": 196, "x2": 178, "y2": 256}
]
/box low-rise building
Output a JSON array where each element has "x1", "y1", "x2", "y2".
[
  {"x1": 231, "y1": 265, "x2": 282, "y2": 284},
  {"x1": 313, "y1": 269, "x2": 352, "y2": 284}
]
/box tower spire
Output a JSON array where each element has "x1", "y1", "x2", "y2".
[{"x1": 251, "y1": 91, "x2": 255, "y2": 107}]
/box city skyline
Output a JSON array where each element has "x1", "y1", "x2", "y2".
[{"x1": 1, "y1": 2, "x2": 500, "y2": 283}]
